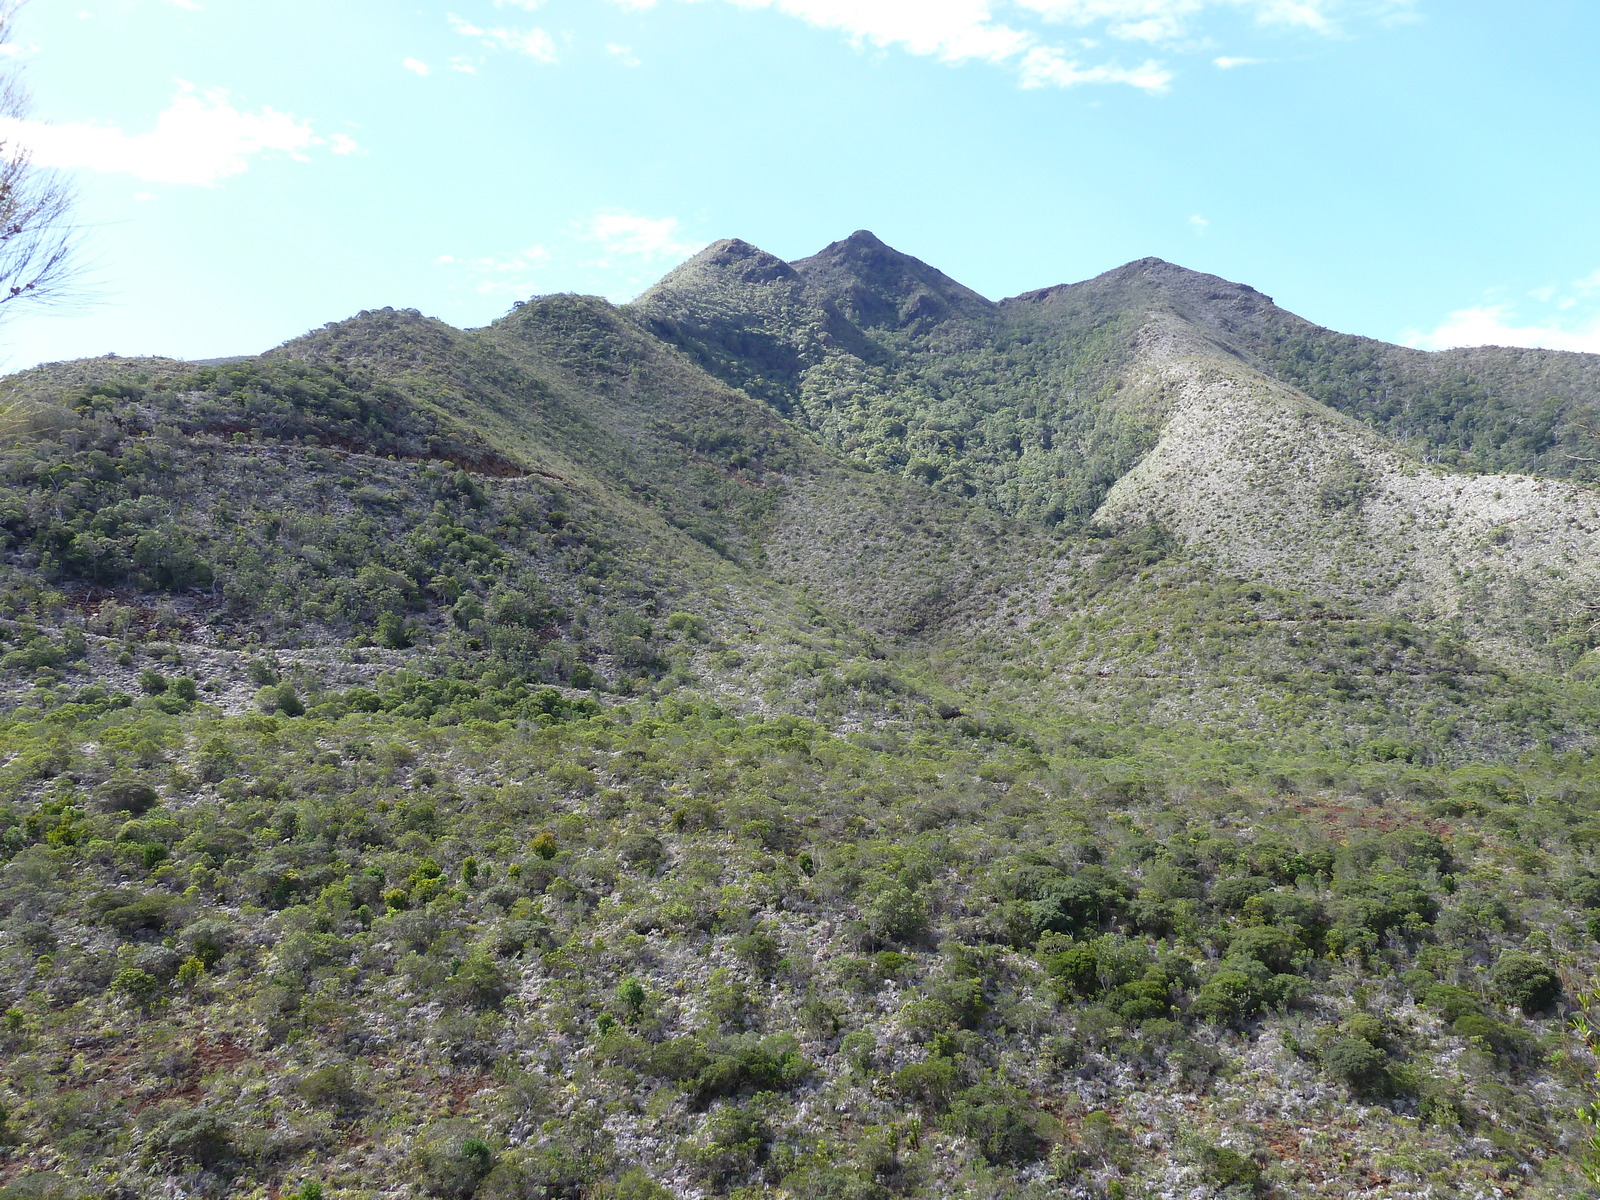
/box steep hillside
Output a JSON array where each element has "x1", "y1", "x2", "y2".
[
  {"x1": 637, "y1": 235, "x2": 1600, "y2": 668},
  {"x1": 6, "y1": 239, "x2": 1600, "y2": 1200},
  {"x1": 1031, "y1": 255, "x2": 1600, "y2": 481},
  {"x1": 1091, "y1": 314, "x2": 1600, "y2": 668},
  {"x1": 630, "y1": 236, "x2": 1148, "y2": 529}
]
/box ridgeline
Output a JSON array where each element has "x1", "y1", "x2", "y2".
[{"x1": 2, "y1": 235, "x2": 1600, "y2": 1199}]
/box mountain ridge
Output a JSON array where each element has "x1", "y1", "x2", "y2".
[{"x1": 5, "y1": 234, "x2": 1600, "y2": 1200}]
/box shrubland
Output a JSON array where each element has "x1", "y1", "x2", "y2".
[{"x1": 2, "y1": 234, "x2": 1600, "y2": 1198}]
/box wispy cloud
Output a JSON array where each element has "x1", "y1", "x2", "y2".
[
  {"x1": 1188, "y1": 213, "x2": 1209, "y2": 234},
  {"x1": 0, "y1": 81, "x2": 353, "y2": 186},
  {"x1": 1213, "y1": 54, "x2": 1265, "y2": 67},
  {"x1": 1405, "y1": 272, "x2": 1600, "y2": 354},
  {"x1": 448, "y1": 13, "x2": 558, "y2": 62},
  {"x1": 437, "y1": 244, "x2": 554, "y2": 297},
  {"x1": 605, "y1": 0, "x2": 1405, "y2": 92},
  {"x1": 1015, "y1": 0, "x2": 1392, "y2": 40},
  {"x1": 580, "y1": 210, "x2": 702, "y2": 264},
  {"x1": 436, "y1": 210, "x2": 705, "y2": 303},
  {"x1": 402, "y1": 56, "x2": 431, "y2": 75},
  {"x1": 1405, "y1": 307, "x2": 1600, "y2": 356},
  {"x1": 1018, "y1": 46, "x2": 1171, "y2": 91},
  {"x1": 606, "y1": 43, "x2": 643, "y2": 67}
]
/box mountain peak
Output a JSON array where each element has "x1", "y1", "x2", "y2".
[
  {"x1": 635, "y1": 238, "x2": 799, "y2": 307},
  {"x1": 791, "y1": 230, "x2": 996, "y2": 331},
  {"x1": 697, "y1": 237, "x2": 799, "y2": 279},
  {"x1": 1003, "y1": 257, "x2": 1277, "y2": 330},
  {"x1": 840, "y1": 229, "x2": 890, "y2": 251}
]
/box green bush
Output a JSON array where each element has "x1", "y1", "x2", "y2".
[
  {"x1": 616, "y1": 976, "x2": 648, "y2": 1021},
  {"x1": 449, "y1": 952, "x2": 510, "y2": 1010},
  {"x1": 1491, "y1": 951, "x2": 1560, "y2": 1014},
  {"x1": 415, "y1": 1127, "x2": 497, "y2": 1200},
  {"x1": 781, "y1": 1166, "x2": 888, "y2": 1200},
  {"x1": 96, "y1": 774, "x2": 159, "y2": 815},
  {"x1": 91, "y1": 889, "x2": 175, "y2": 936},
  {"x1": 1227, "y1": 925, "x2": 1300, "y2": 973},
  {"x1": 687, "y1": 1102, "x2": 770, "y2": 1185},
  {"x1": 111, "y1": 967, "x2": 161, "y2": 1006},
  {"x1": 892, "y1": 1056, "x2": 959, "y2": 1110},
  {"x1": 862, "y1": 885, "x2": 926, "y2": 945},
  {"x1": 1211, "y1": 875, "x2": 1273, "y2": 910},
  {"x1": 606, "y1": 1169, "x2": 672, "y2": 1200},
  {"x1": 940, "y1": 1085, "x2": 1045, "y2": 1163},
  {"x1": 478, "y1": 1143, "x2": 596, "y2": 1200},
  {"x1": 258, "y1": 682, "x2": 305, "y2": 716},
  {"x1": 687, "y1": 1034, "x2": 808, "y2": 1108},
  {"x1": 1422, "y1": 984, "x2": 1481, "y2": 1023},
  {"x1": 149, "y1": 1106, "x2": 235, "y2": 1169},
  {"x1": 1322, "y1": 1035, "x2": 1390, "y2": 1096},
  {"x1": 1203, "y1": 1144, "x2": 1262, "y2": 1194},
  {"x1": 1190, "y1": 966, "x2": 1270, "y2": 1026},
  {"x1": 295, "y1": 1064, "x2": 363, "y2": 1111}
]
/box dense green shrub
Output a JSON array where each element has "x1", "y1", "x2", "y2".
[
  {"x1": 940, "y1": 1085, "x2": 1045, "y2": 1163},
  {"x1": 96, "y1": 774, "x2": 159, "y2": 815},
  {"x1": 892, "y1": 1056, "x2": 959, "y2": 1110},
  {"x1": 148, "y1": 1106, "x2": 236, "y2": 1169},
  {"x1": 687, "y1": 1102, "x2": 770, "y2": 1185},
  {"x1": 781, "y1": 1166, "x2": 888, "y2": 1200},
  {"x1": 1201, "y1": 1144, "x2": 1263, "y2": 1194},
  {"x1": 415, "y1": 1126, "x2": 497, "y2": 1200},
  {"x1": 862, "y1": 884, "x2": 926, "y2": 945},
  {"x1": 1321, "y1": 1035, "x2": 1390, "y2": 1096},
  {"x1": 1491, "y1": 951, "x2": 1560, "y2": 1014}
]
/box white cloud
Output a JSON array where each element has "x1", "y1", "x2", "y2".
[
  {"x1": 436, "y1": 243, "x2": 554, "y2": 297},
  {"x1": 1405, "y1": 306, "x2": 1600, "y2": 355},
  {"x1": 473, "y1": 245, "x2": 552, "y2": 295},
  {"x1": 1188, "y1": 213, "x2": 1209, "y2": 234},
  {"x1": 448, "y1": 13, "x2": 558, "y2": 61},
  {"x1": 448, "y1": 56, "x2": 480, "y2": 73},
  {"x1": 1014, "y1": 0, "x2": 1347, "y2": 39},
  {"x1": 1018, "y1": 45, "x2": 1171, "y2": 90},
  {"x1": 701, "y1": 0, "x2": 1033, "y2": 65},
  {"x1": 165, "y1": 0, "x2": 203, "y2": 10},
  {"x1": 402, "y1": 56, "x2": 432, "y2": 75},
  {"x1": 581, "y1": 211, "x2": 702, "y2": 262},
  {"x1": 1404, "y1": 271, "x2": 1600, "y2": 354},
  {"x1": 607, "y1": 43, "x2": 643, "y2": 67},
  {"x1": 1213, "y1": 54, "x2": 1265, "y2": 67},
  {"x1": 0, "y1": 81, "x2": 350, "y2": 186},
  {"x1": 494, "y1": 0, "x2": 544, "y2": 7},
  {"x1": 437, "y1": 211, "x2": 705, "y2": 304},
  {"x1": 604, "y1": 0, "x2": 1404, "y2": 90}
]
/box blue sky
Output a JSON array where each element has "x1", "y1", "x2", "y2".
[{"x1": 4, "y1": 0, "x2": 1599, "y2": 369}]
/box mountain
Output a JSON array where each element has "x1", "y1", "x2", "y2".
[{"x1": 0, "y1": 236, "x2": 1599, "y2": 1200}]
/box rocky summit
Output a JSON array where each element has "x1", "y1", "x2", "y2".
[{"x1": 2, "y1": 235, "x2": 1600, "y2": 1200}]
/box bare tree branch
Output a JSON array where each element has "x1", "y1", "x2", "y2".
[{"x1": 0, "y1": 0, "x2": 81, "y2": 318}]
